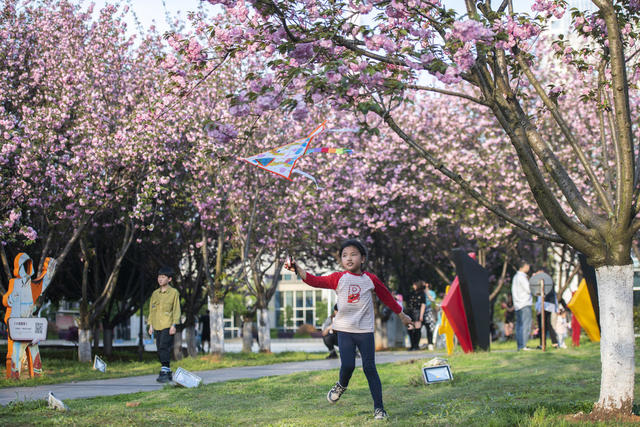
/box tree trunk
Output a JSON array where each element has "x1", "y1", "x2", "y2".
[
  {"x1": 78, "y1": 238, "x2": 91, "y2": 362},
  {"x1": 209, "y1": 301, "x2": 225, "y2": 355},
  {"x1": 242, "y1": 319, "x2": 253, "y2": 352},
  {"x1": 257, "y1": 308, "x2": 271, "y2": 352},
  {"x1": 78, "y1": 329, "x2": 92, "y2": 363},
  {"x1": 386, "y1": 313, "x2": 406, "y2": 348},
  {"x1": 103, "y1": 327, "x2": 113, "y2": 357},
  {"x1": 185, "y1": 325, "x2": 197, "y2": 358},
  {"x1": 92, "y1": 324, "x2": 100, "y2": 354},
  {"x1": 173, "y1": 329, "x2": 184, "y2": 361},
  {"x1": 592, "y1": 264, "x2": 634, "y2": 416},
  {"x1": 374, "y1": 317, "x2": 388, "y2": 350}
]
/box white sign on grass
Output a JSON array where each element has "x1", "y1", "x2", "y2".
[
  {"x1": 93, "y1": 355, "x2": 107, "y2": 372},
  {"x1": 173, "y1": 367, "x2": 202, "y2": 388}
]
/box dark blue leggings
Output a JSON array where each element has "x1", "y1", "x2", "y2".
[{"x1": 337, "y1": 331, "x2": 383, "y2": 410}]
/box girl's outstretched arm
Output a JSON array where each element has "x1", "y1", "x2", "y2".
[
  {"x1": 285, "y1": 257, "x2": 340, "y2": 289},
  {"x1": 284, "y1": 257, "x2": 307, "y2": 281}
]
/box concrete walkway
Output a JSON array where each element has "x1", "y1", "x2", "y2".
[{"x1": 0, "y1": 351, "x2": 434, "y2": 406}]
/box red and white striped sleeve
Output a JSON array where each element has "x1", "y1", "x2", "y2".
[
  {"x1": 303, "y1": 272, "x2": 341, "y2": 290},
  {"x1": 367, "y1": 272, "x2": 402, "y2": 314}
]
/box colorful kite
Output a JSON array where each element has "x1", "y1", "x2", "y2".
[{"x1": 238, "y1": 121, "x2": 353, "y2": 189}]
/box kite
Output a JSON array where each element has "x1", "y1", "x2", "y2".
[{"x1": 238, "y1": 121, "x2": 354, "y2": 189}]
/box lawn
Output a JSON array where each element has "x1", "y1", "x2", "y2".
[
  {"x1": 2, "y1": 341, "x2": 638, "y2": 426},
  {"x1": 0, "y1": 339, "x2": 527, "y2": 388},
  {"x1": 0, "y1": 347, "x2": 326, "y2": 388}
]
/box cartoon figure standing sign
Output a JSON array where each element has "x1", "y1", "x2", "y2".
[{"x1": 2, "y1": 253, "x2": 56, "y2": 379}]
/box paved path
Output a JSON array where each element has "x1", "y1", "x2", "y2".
[
  {"x1": 0, "y1": 351, "x2": 434, "y2": 406},
  {"x1": 0, "y1": 338, "x2": 338, "y2": 354}
]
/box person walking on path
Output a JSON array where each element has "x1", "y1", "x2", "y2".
[
  {"x1": 285, "y1": 239, "x2": 412, "y2": 420},
  {"x1": 148, "y1": 266, "x2": 181, "y2": 383},
  {"x1": 511, "y1": 261, "x2": 532, "y2": 351}
]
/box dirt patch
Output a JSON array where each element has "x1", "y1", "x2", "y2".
[
  {"x1": 564, "y1": 410, "x2": 640, "y2": 424},
  {"x1": 198, "y1": 354, "x2": 222, "y2": 363}
]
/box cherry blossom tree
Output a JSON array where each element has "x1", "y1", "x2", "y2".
[{"x1": 195, "y1": 0, "x2": 640, "y2": 416}]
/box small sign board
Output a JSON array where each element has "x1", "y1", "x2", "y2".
[
  {"x1": 8, "y1": 318, "x2": 47, "y2": 341},
  {"x1": 173, "y1": 367, "x2": 202, "y2": 388},
  {"x1": 529, "y1": 272, "x2": 554, "y2": 296},
  {"x1": 422, "y1": 364, "x2": 453, "y2": 384},
  {"x1": 93, "y1": 355, "x2": 107, "y2": 373}
]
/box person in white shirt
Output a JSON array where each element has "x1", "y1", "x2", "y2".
[{"x1": 511, "y1": 261, "x2": 532, "y2": 351}]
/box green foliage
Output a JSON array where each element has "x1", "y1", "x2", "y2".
[
  {"x1": 315, "y1": 300, "x2": 328, "y2": 324},
  {"x1": 285, "y1": 305, "x2": 293, "y2": 328},
  {"x1": 223, "y1": 292, "x2": 247, "y2": 318}
]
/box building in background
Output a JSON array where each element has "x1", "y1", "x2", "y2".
[{"x1": 267, "y1": 271, "x2": 335, "y2": 331}]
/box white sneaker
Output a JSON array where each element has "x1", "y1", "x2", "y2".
[
  {"x1": 374, "y1": 408, "x2": 388, "y2": 420},
  {"x1": 327, "y1": 382, "x2": 346, "y2": 403},
  {"x1": 428, "y1": 344, "x2": 434, "y2": 351}
]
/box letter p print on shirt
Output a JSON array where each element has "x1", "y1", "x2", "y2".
[{"x1": 347, "y1": 285, "x2": 361, "y2": 303}]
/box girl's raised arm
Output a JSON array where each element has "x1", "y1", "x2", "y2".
[{"x1": 284, "y1": 257, "x2": 307, "y2": 281}]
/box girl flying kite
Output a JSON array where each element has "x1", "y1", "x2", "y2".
[{"x1": 285, "y1": 239, "x2": 412, "y2": 420}]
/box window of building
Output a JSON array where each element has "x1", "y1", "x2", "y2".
[{"x1": 274, "y1": 289, "x2": 327, "y2": 330}]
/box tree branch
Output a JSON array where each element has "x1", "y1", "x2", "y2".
[
  {"x1": 332, "y1": 35, "x2": 407, "y2": 67},
  {"x1": 515, "y1": 52, "x2": 615, "y2": 217},
  {"x1": 471, "y1": 67, "x2": 597, "y2": 244},
  {"x1": 597, "y1": 59, "x2": 616, "y2": 197},
  {"x1": 381, "y1": 110, "x2": 564, "y2": 242},
  {"x1": 404, "y1": 83, "x2": 490, "y2": 106},
  {"x1": 593, "y1": 0, "x2": 635, "y2": 227},
  {"x1": 489, "y1": 252, "x2": 510, "y2": 301},
  {"x1": 0, "y1": 245, "x2": 11, "y2": 294}
]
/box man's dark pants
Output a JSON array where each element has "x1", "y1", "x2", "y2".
[{"x1": 155, "y1": 328, "x2": 174, "y2": 368}]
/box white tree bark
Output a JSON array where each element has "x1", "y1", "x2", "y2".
[
  {"x1": 242, "y1": 319, "x2": 253, "y2": 352},
  {"x1": 374, "y1": 317, "x2": 388, "y2": 350},
  {"x1": 257, "y1": 308, "x2": 271, "y2": 352},
  {"x1": 78, "y1": 329, "x2": 92, "y2": 363},
  {"x1": 594, "y1": 264, "x2": 634, "y2": 414},
  {"x1": 173, "y1": 330, "x2": 184, "y2": 361},
  {"x1": 209, "y1": 301, "x2": 225, "y2": 355}
]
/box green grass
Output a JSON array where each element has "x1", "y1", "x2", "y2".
[
  {"x1": 0, "y1": 347, "x2": 325, "y2": 388},
  {"x1": 2, "y1": 341, "x2": 638, "y2": 426}
]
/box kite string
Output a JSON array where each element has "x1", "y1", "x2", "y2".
[{"x1": 292, "y1": 169, "x2": 323, "y2": 191}]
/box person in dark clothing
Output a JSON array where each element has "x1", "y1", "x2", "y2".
[
  {"x1": 536, "y1": 286, "x2": 559, "y2": 348},
  {"x1": 405, "y1": 281, "x2": 425, "y2": 351},
  {"x1": 501, "y1": 294, "x2": 515, "y2": 340},
  {"x1": 199, "y1": 310, "x2": 211, "y2": 353},
  {"x1": 322, "y1": 305, "x2": 339, "y2": 358},
  {"x1": 422, "y1": 281, "x2": 437, "y2": 350}
]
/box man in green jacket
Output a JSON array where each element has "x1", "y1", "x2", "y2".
[{"x1": 148, "y1": 266, "x2": 181, "y2": 383}]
